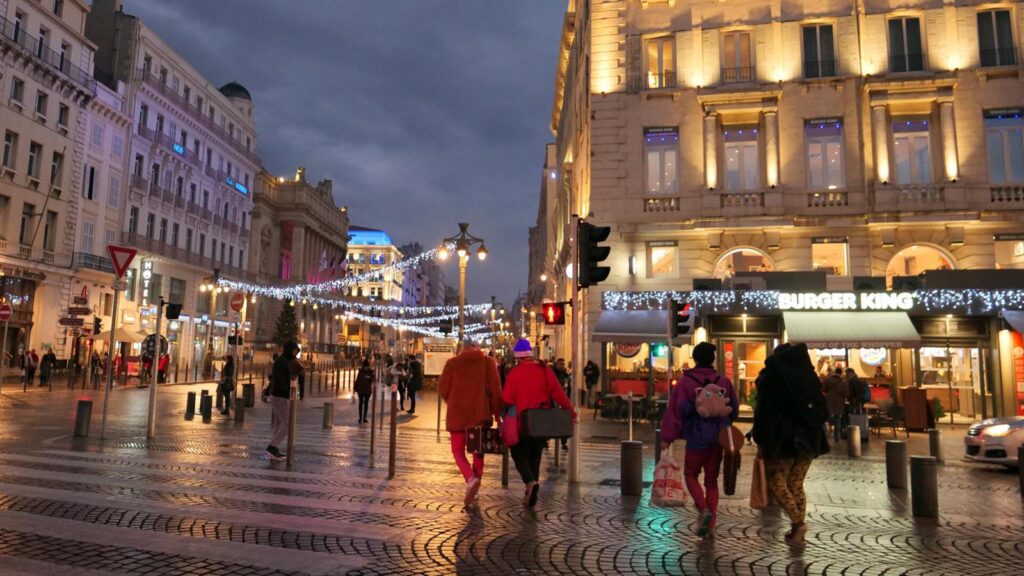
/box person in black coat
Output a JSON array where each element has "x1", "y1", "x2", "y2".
[
  {"x1": 406, "y1": 356, "x2": 422, "y2": 415},
  {"x1": 751, "y1": 343, "x2": 829, "y2": 545},
  {"x1": 354, "y1": 360, "x2": 374, "y2": 423},
  {"x1": 265, "y1": 342, "x2": 300, "y2": 460}
]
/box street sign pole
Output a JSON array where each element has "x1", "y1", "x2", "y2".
[
  {"x1": 100, "y1": 283, "x2": 122, "y2": 440},
  {"x1": 569, "y1": 214, "x2": 581, "y2": 484},
  {"x1": 146, "y1": 298, "x2": 165, "y2": 439},
  {"x1": 0, "y1": 303, "x2": 11, "y2": 395}
]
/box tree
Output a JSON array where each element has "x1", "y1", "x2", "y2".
[{"x1": 272, "y1": 300, "x2": 300, "y2": 348}]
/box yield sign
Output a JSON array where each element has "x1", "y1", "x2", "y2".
[{"x1": 107, "y1": 245, "x2": 138, "y2": 279}]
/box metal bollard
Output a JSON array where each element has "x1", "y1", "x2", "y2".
[
  {"x1": 928, "y1": 428, "x2": 943, "y2": 463},
  {"x1": 243, "y1": 383, "x2": 255, "y2": 407},
  {"x1": 387, "y1": 390, "x2": 398, "y2": 479},
  {"x1": 323, "y1": 402, "x2": 334, "y2": 429},
  {"x1": 379, "y1": 386, "x2": 386, "y2": 431},
  {"x1": 627, "y1": 392, "x2": 634, "y2": 442},
  {"x1": 234, "y1": 397, "x2": 245, "y2": 423},
  {"x1": 199, "y1": 394, "x2": 212, "y2": 423},
  {"x1": 620, "y1": 440, "x2": 643, "y2": 496},
  {"x1": 73, "y1": 400, "x2": 93, "y2": 438},
  {"x1": 654, "y1": 428, "x2": 662, "y2": 464},
  {"x1": 370, "y1": 382, "x2": 378, "y2": 455},
  {"x1": 185, "y1": 391, "x2": 196, "y2": 420},
  {"x1": 846, "y1": 426, "x2": 861, "y2": 458},
  {"x1": 910, "y1": 455, "x2": 939, "y2": 518},
  {"x1": 885, "y1": 440, "x2": 908, "y2": 489}
]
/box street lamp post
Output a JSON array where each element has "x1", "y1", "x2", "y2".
[
  {"x1": 198, "y1": 269, "x2": 226, "y2": 381},
  {"x1": 437, "y1": 223, "x2": 487, "y2": 344}
]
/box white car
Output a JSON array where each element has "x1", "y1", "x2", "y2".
[{"x1": 963, "y1": 416, "x2": 1024, "y2": 468}]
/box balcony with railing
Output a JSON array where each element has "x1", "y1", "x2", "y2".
[
  {"x1": 990, "y1": 185, "x2": 1024, "y2": 204},
  {"x1": 186, "y1": 202, "x2": 201, "y2": 216},
  {"x1": 803, "y1": 59, "x2": 837, "y2": 79},
  {"x1": 201, "y1": 209, "x2": 214, "y2": 222},
  {"x1": 162, "y1": 190, "x2": 176, "y2": 205},
  {"x1": 643, "y1": 196, "x2": 680, "y2": 212},
  {"x1": 807, "y1": 190, "x2": 849, "y2": 208},
  {"x1": 148, "y1": 182, "x2": 164, "y2": 199},
  {"x1": 0, "y1": 16, "x2": 96, "y2": 96},
  {"x1": 174, "y1": 195, "x2": 186, "y2": 210},
  {"x1": 72, "y1": 252, "x2": 115, "y2": 274},
  {"x1": 721, "y1": 66, "x2": 754, "y2": 84},
  {"x1": 130, "y1": 174, "x2": 149, "y2": 193},
  {"x1": 645, "y1": 71, "x2": 677, "y2": 90},
  {"x1": 213, "y1": 215, "x2": 225, "y2": 229},
  {"x1": 889, "y1": 54, "x2": 925, "y2": 73},
  {"x1": 980, "y1": 47, "x2": 1017, "y2": 68}
]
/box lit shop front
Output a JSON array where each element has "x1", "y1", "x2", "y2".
[{"x1": 598, "y1": 289, "x2": 1024, "y2": 421}]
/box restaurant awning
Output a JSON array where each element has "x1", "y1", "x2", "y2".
[
  {"x1": 91, "y1": 327, "x2": 145, "y2": 343},
  {"x1": 592, "y1": 310, "x2": 686, "y2": 344},
  {"x1": 1001, "y1": 310, "x2": 1024, "y2": 334},
  {"x1": 783, "y1": 311, "x2": 921, "y2": 349}
]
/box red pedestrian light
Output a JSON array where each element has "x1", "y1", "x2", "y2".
[{"x1": 542, "y1": 302, "x2": 565, "y2": 325}]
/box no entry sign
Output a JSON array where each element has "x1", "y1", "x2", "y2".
[
  {"x1": 230, "y1": 292, "x2": 245, "y2": 313},
  {"x1": 0, "y1": 304, "x2": 11, "y2": 322}
]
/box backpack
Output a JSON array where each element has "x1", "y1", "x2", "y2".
[{"x1": 683, "y1": 372, "x2": 732, "y2": 419}]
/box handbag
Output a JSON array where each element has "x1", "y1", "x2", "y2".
[
  {"x1": 718, "y1": 425, "x2": 744, "y2": 496},
  {"x1": 520, "y1": 362, "x2": 573, "y2": 439},
  {"x1": 750, "y1": 455, "x2": 768, "y2": 510},
  {"x1": 651, "y1": 448, "x2": 687, "y2": 507},
  {"x1": 465, "y1": 363, "x2": 503, "y2": 455},
  {"x1": 500, "y1": 405, "x2": 520, "y2": 447}
]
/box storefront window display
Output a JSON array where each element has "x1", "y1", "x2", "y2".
[
  {"x1": 916, "y1": 346, "x2": 984, "y2": 419},
  {"x1": 604, "y1": 341, "x2": 693, "y2": 396},
  {"x1": 719, "y1": 339, "x2": 768, "y2": 405}
]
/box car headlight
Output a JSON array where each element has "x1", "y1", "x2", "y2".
[{"x1": 984, "y1": 424, "x2": 1011, "y2": 437}]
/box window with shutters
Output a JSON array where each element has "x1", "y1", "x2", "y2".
[
  {"x1": 721, "y1": 31, "x2": 754, "y2": 84},
  {"x1": 645, "y1": 36, "x2": 675, "y2": 89},
  {"x1": 892, "y1": 119, "x2": 932, "y2": 184},
  {"x1": 108, "y1": 175, "x2": 121, "y2": 208},
  {"x1": 83, "y1": 165, "x2": 96, "y2": 199},
  {"x1": 723, "y1": 127, "x2": 760, "y2": 190},
  {"x1": 43, "y1": 211, "x2": 56, "y2": 251},
  {"x1": 644, "y1": 128, "x2": 678, "y2": 195},
  {"x1": 803, "y1": 25, "x2": 836, "y2": 78},
  {"x1": 888, "y1": 17, "x2": 924, "y2": 72},
  {"x1": 82, "y1": 220, "x2": 95, "y2": 255},
  {"x1": 978, "y1": 10, "x2": 1016, "y2": 67}
]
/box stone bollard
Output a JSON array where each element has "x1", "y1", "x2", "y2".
[
  {"x1": 185, "y1": 391, "x2": 196, "y2": 420},
  {"x1": 620, "y1": 440, "x2": 643, "y2": 497},
  {"x1": 200, "y1": 394, "x2": 213, "y2": 423},
  {"x1": 243, "y1": 383, "x2": 255, "y2": 407},
  {"x1": 73, "y1": 400, "x2": 93, "y2": 438},
  {"x1": 323, "y1": 402, "x2": 333, "y2": 429},
  {"x1": 928, "y1": 428, "x2": 943, "y2": 463},
  {"x1": 910, "y1": 455, "x2": 939, "y2": 518},
  {"x1": 654, "y1": 428, "x2": 662, "y2": 465},
  {"x1": 234, "y1": 397, "x2": 245, "y2": 423},
  {"x1": 885, "y1": 440, "x2": 908, "y2": 489},
  {"x1": 846, "y1": 425, "x2": 861, "y2": 458}
]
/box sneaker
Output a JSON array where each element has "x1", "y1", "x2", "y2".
[
  {"x1": 696, "y1": 510, "x2": 714, "y2": 538},
  {"x1": 265, "y1": 445, "x2": 286, "y2": 460},
  {"x1": 464, "y1": 477, "x2": 481, "y2": 507},
  {"x1": 528, "y1": 482, "x2": 540, "y2": 507}
]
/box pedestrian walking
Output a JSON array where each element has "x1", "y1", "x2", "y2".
[
  {"x1": 354, "y1": 359, "x2": 374, "y2": 423},
  {"x1": 438, "y1": 339, "x2": 503, "y2": 510},
  {"x1": 265, "y1": 341, "x2": 300, "y2": 460},
  {"x1": 502, "y1": 339, "x2": 576, "y2": 507},
  {"x1": 406, "y1": 355, "x2": 422, "y2": 415},
  {"x1": 39, "y1": 348, "x2": 56, "y2": 388},
  {"x1": 751, "y1": 343, "x2": 830, "y2": 545},
  {"x1": 582, "y1": 360, "x2": 600, "y2": 408},
  {"x1": 660, "y1": 342, "x2": 738, "y2": 539},
  {"x1": 845, "y1": 368, "x2": 867, "y2": 414},
  {"x1": 552, "y1": 358, "x2": 571, "y2": 449},
  {"x1": 390, "y1": 359, "x2": 408, "y2": 410},
  {"x1": 24, "y1": 349, "x2": 38, "y2": 387},
  {"x1": 821, "y1": 368, "x2": 847, "y2": 442},
  {"x1": 220, "y1": 355, "x2": 235, "y2": 416}
]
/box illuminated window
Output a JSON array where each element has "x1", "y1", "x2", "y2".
[
  {"x1": 721, "y1": 31, "x2": 753, "y2": 83},
  {"x1": 724, "y1": 127, "x2": 759, "y2": 191},
  {"x1": 645, "y1": 37, "x2": 675, "y2": 89},
  {"x1": 886, "y1": 244, "x2": 954, "y2": 286},
  {"x1": 806, "y1": 120, "x2": 844, "y2": 190},
  {"x1": 892, "y1": 120, "x2": 932, "y2": 184},
  {"x1": 644, "y1": 128, "x2": 678, "y2": 195},
  {"x1": 811, "y1": 239, "x2": 848, "y2": 276},
  {"x1": 647, "y1": 242, "x2": 677, "y2": 278},
  {"x1": 985, "y1": 112, "x2": 1024, "y2": 183},
  {"x1": 713, "y1": 248, "x2": 773, "y2": 279}
]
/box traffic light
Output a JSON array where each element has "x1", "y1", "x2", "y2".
[
  {"x1": 578, "y1": 221, "x2": 611, "y2": 288},
  {"x1": 541, "y1": 302, "x2": 565, "y2": 325},
  {"x1": 93, "y1": 317, "x2": 102, "y2": 334},
  {"x1": 165, "y1": 303, "x2": 182, "y2": 320},
  {"x1": 652, "y1": 343, "x2": 668, "y2": 358},
  {"x1": 668, "y1": 298, "x2": 694, "y2": 338}
]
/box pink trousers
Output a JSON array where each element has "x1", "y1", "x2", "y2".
[{"x1": 450, "y1": 431, "x2": 484, "y2": 482}]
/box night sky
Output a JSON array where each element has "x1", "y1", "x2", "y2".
[{"x1": 125, "y1": 0, "x2": 566, "y2": 308}]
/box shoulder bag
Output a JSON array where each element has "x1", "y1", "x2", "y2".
[{"x1": 466, "y1": 361, "x2": 504, "y2": 455}]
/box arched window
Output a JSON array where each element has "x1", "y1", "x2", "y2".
[
  {"x1": 713, "y1": 247, "x2": 774, "y2": 279},
  {"x1": 885, "y1": 244, "x2": 955, "y2": 286}
]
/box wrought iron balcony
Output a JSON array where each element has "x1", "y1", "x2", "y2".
[
  {"x1": 889, "y1": 54, "x2": 925, "y2": 73},
  {"x1": 645, "y1": 71, "x2": 677, "y2": 90},
  {"x1": 980, "y1": 47, "x2": 1017, "y2": 68},
  {"x1": 0, "y1": 16, "x2": 96, "y2": 96},
  {"x1": 72, "y1": 252, "x2": 115, "y2": 274},
  {"x1": 803, "y1": 59, "x2": 837, "y2": 79},
  {"x1": 721, "y1": 66, "x2": 754, "y2": 84}
]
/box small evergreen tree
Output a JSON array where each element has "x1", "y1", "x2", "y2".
[{"x1": 272, "y1": 300, "x2": 300, "y2": 348}]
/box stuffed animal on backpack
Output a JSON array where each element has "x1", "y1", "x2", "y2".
[{"x1": 695, "y1": 383, "x2": 732, "y2": 418}]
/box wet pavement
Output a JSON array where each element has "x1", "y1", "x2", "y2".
[{"x1": 0, "y1": 372, "x2": 1021, "y2": 575}]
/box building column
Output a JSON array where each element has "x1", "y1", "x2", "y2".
[
  {"x1": 704, "y1": 112, "x2": 718, "y2": 189},
  {"x1": 871, "y1": 104, "x2": 890, "y2": 184},
  {"x1": 291, "y1": 225, "x2": 306, "y2": 282},
  {"x1": 764, "y1": 109, "x2": 779, "y2": 187},
  {"x1": 939, "y1": 99, "x2": 959, "y2": 182}
]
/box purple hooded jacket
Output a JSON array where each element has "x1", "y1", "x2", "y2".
[{"x1": 659, "y1": 366, "x2": 739, "y2": 450}]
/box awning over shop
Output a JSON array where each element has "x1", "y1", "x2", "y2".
[
  {"x1": 1001, "y1": 310, "x2": 1024, "y2": 334},
  {"x1": 783, "y1": 311, "x2": 921, "y2": 349},
  {"x1": 593, "y1": 310, "x2": 685, "y2": 344}
]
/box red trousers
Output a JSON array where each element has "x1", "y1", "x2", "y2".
[{"x1": 684, "y1": 446, "x2": 723, "y2": 521}]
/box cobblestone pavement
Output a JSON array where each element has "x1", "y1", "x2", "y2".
[{"x1": 0, "y1": 378, "x2": 1021, "y2": 575}]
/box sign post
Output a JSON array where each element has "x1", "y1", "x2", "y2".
[
  {"x1": 146, "y1": 299, "x2": 166, "y2": 439},
  {"x1": 100, "y1": 244, "x2": 137, "y2": 440},
  {"x1": 230, "y1": 291, "x2": 247, "y2": 412},
  {"x1": 0, "y1": 303, "x2": 11, "y2": 395}
]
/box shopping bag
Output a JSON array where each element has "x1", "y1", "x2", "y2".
[
  {"x1": 500, "y1": 405, "x2": 520, "y2": 447},
  {"x1": 521, "y1": 408, "x2": 573, "y2": 439},
  {"x1": 750, "y1": 456, "x2": 768, "y2": 510},
  {"x1": 718, "y1": 425, "x2": 744, "y2": 496},
  {"x1": 466, "y1": 425, "x2": 504, "y2": 455},
  {"x1": 651, "y1": 448, "x2": 687, "y2": 507}
]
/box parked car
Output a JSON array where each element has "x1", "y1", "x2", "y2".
[{"x1": 963, "y1": 416, "x2": 1024, "y2": 468}]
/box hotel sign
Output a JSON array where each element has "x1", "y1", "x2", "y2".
[{"x1": 778, "y1": 292, "x2": 914, "y2": 311}]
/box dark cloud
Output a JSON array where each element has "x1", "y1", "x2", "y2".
[{"x1": 126, "y1": 0, "x2": 563, "y2": 307}]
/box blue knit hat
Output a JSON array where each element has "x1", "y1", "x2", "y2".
[{"x1": 513, "y1": 338, "x2": 533, "y2": 358}]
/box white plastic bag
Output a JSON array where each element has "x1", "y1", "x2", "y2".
[{"x1": 651, "y1": 448, "x2": 687, "y2": 507}]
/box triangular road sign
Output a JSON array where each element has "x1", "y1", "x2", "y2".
[{"x1": 107, "y1": 245, "x2": 138, "y2": 279}]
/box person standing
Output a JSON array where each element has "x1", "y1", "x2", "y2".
[
  {"x1": 39, "y1": 348, "x2": 56, "y2": 388},
  {"x1": 552, "y1": 358, "x2": 571, "y2": 449},
  {"x1": 24, "y1": 349, "x2": 38, "y2": 387},
  {"x1": 845, "y1": 368, "x2": 867, "y2": 414},
  {"x1": 390, "y1": 359, "x2": 408, "y2": 411},
  {"x1": 821, "y1": 368, "x2": 847, "y2": 442},
  {"x1": 751, "y1": 343, "x2": 830, "y2": 545},
  {"x1": 439, "y1": 339, "x2": 503, "y2": 509},
  {"x1": 354, "y1": 359, "x2": 374, "y2": 423},
  {"x1": 265, "y1": 341, "x2": 300, "y2": 460},
  {"x1": 502, "y1": 339, "x2": 576, "y2": 507},
  {"x1": 660, "y1": 342, "x2": 738, "y2": 539},
  {"x1": 406, "y1": 355, "x2": 422, "y2": 414},
  {"x1": 582, "y1": 360, "x2": 600, "y2": 408},
  {"x1": 219, "y1": 355, "x2": 235, "y2": 416}
]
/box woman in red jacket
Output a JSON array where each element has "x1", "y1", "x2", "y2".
[{"x1": 501, "y1": 339, "x2": 576, "y2": 507}]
